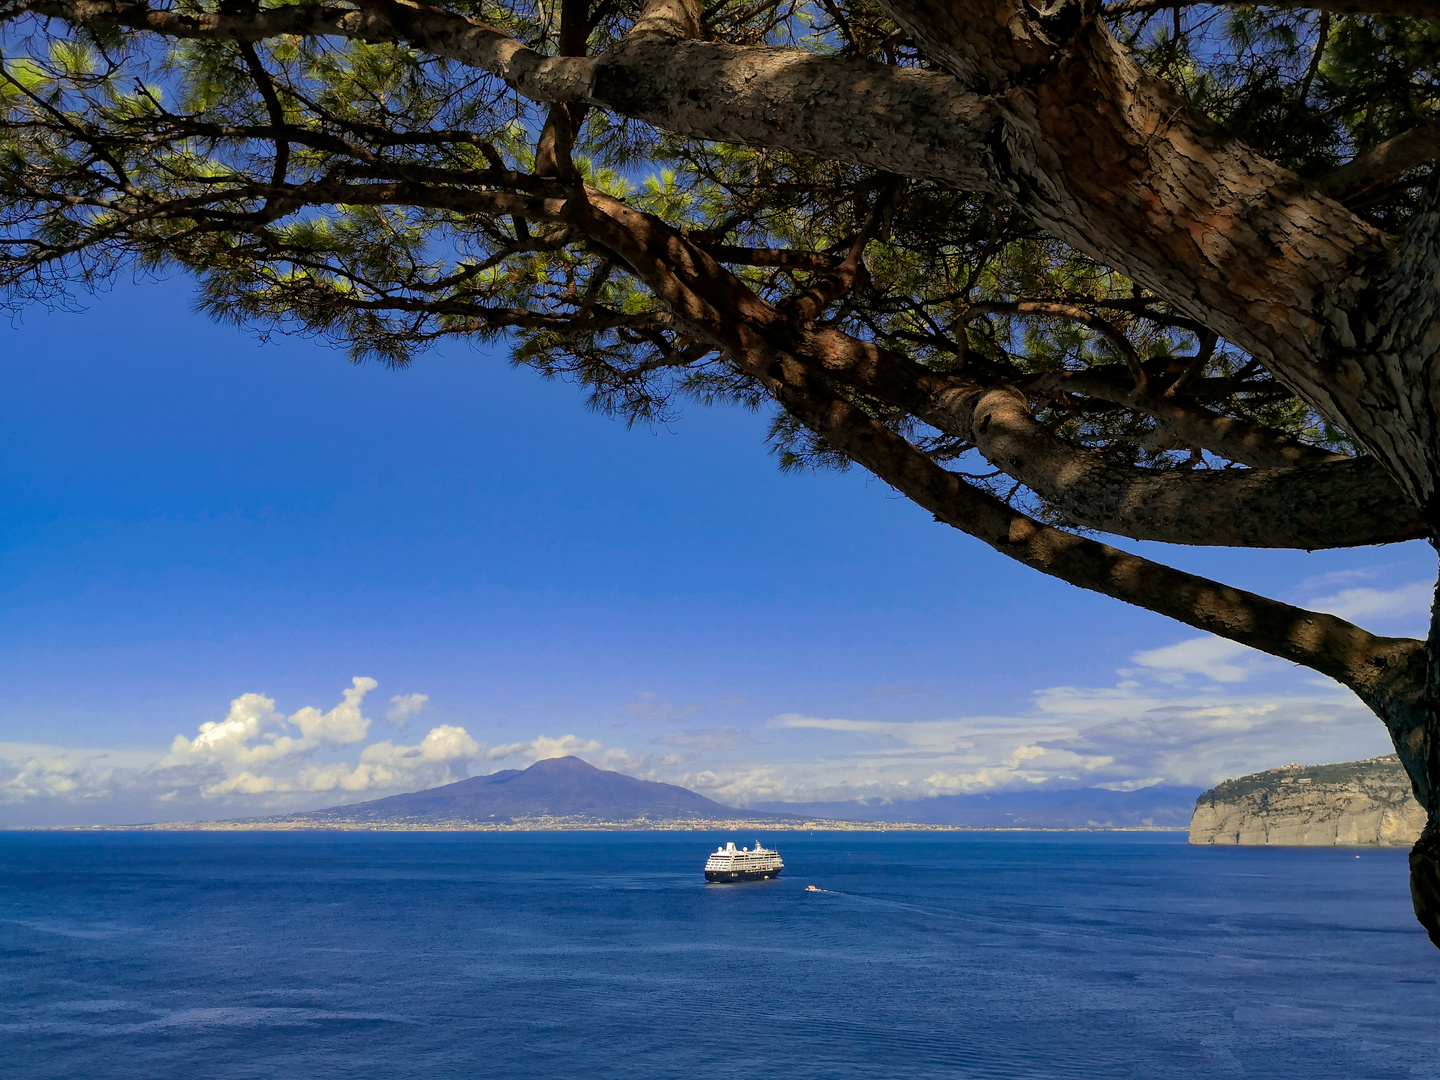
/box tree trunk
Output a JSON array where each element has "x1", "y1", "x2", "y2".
[{"x1": 1411, "y1": 566, "x2": 1440, "y2": 947}]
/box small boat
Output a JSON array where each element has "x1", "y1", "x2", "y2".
[
  {"x1": 704, "y1": 840, "x2": 783, "y2": 881},
  {"x1": 805, "y1": 885, "x2": 822, "y2": 892}
]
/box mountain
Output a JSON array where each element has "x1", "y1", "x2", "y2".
[
  {"x1": 288, "y1": 756, "x2": 778, "y2": 826},
  {"x1": 269, "y1": 757, "x2": 1199, "y2": 830},
  {"x1": 748, "y1": 785, "x2": 1203, "y2": 829},
  {"x1": 1189, "y1": 755, "x2": 1423, "y2": 846}
]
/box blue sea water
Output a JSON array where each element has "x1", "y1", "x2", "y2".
[{"x1": 2, "y1": 831, "x2": 1439, "y2": 1079}]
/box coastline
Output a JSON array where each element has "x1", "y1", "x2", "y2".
[{"x1": 2, "y1": 819, "x2": 1191, "y2": 833}]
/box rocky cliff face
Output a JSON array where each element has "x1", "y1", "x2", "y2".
[{"x1": 1189, "y1": 755, "x2": 1425, "y2": 846}]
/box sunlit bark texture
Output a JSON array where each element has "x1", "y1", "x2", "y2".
[{"x1": 5, "y1": 0, "x2": 1440, "y2": 941}]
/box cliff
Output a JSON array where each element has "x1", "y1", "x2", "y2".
[{"x1": 1189, "y1": 755, "x2": 1425, "y2": 846}]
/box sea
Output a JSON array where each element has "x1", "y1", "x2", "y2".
[{"x1": 2, "y1": 831, "x2": 1439, "y2": 1079}]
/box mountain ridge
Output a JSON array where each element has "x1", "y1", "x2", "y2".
[
  {"x1": 268, "y1": 757, "x2": 1196, "y2": 830},
  {"x1": 749, "y1": 785, "x2": 1201, "y2": 829},
  {"x1": 286, "y1": 755, "x2": 796, "y2": 825}
]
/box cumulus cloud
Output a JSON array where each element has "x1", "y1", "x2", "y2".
[
  {"x1": 0, "y1": 681, "x2": 515, "y2": 823},
  {"x1": 166, "y1": 677, "x2": 377, "y2": 769},
  {"x1": 296, "y1": 725, "x2": 480, "y2": 794},
  {"x1": 0, "y1": 612, "x2": 1416, "y2": 823},
  {"x1": 146, "y1": 680, "x2": 491, "y2": 801},
  {"x1": 385, "y1": 693, "x2": 430, "y2": 729},
  {"x1": 201, "y1": 771, "x2": 280, "y2": 797}
]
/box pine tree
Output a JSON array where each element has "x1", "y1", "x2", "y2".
[{"x1": 5, "y1": 0, "x2": 1440, "y2": 941}]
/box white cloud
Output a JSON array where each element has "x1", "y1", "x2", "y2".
[
  {"x1": 922, "y1": 767, "x2": 1038, "y2": 795},
  {"x1": 385, "y1": 693, "x2": 429, "y2": 729},
  {"x1": 3, "y1": 754, "x2": 99, "y2": 801},
  {"x1": 1094, "y1": 777, "x2": 1166, "y2": 792},
  {"x1": 1129, "y1": 637, "x2": 1268, "y2": 684},
  {"x1": 166, "y1": 677, "x2": 376, "y2": 768},
  {"x1": 709, "y1": 630, "x2": 1398, "y2": 806},
  {"x1": 202, "y1": 771, "x2": 281, "y2": 797},
  {"x1": 1305, "y1": 581, "x2": 1432, "y2": 623},
  {"x1": 0, "y1": 614, "x2": 1415, "y2": 824},
  {"x1": 1295, "y1": 567, "x2": 1384, "y2": 592},
  {"x1": 599, "y1": 747, "x2": 679, "y2": 775},
  {"x1": 682, "y1": 767, "x2": 791, "y2": 804},
  {"x1": 483, "y1": 734, "x2": 602, "y2": 764},
  {"x1": 0, "y1": 682, "x2": 493, "y2": 821},
  {"x1": 0, "y1": 743, "x2": 158, "y2": 807},
  {"x1": 296, "y1": 724, "x2": 480, "y2": 794},
  {"x1": 770, "y1": 713, "x2": 1071, "y2": 754}
]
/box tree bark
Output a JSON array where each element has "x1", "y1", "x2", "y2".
[
  {"x1": 963, "y1": 387, "x2": 1423, "y2": 548},
  {"x1": 1409, "y1": 573, "x2": 1440, "y2": 948},
  {"x1": 1318, "y1": 124, "x2": 1440, "y2": 207},
  {"x1": 1109, "y1": 0, "x2": 1440, "y2": 18}
]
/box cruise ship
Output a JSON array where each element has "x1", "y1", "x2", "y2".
[{"x1": 704, "y1": 841, "x2": 784, "y2": 882}]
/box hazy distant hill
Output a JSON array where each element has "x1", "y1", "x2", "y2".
[
  {"x1": 268, "y1": 757, "x2": 1198, "y2": 830},
  {"x1": 289, "y1": 756, "x2": 782, "y2": 826},
  {"x1": 749, "y1": 785, "x2": 1202, "y2": 829}
]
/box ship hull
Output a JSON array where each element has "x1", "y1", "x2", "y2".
[{"x1": 704, "y1": 868, "x2": 782, "y2": 882}]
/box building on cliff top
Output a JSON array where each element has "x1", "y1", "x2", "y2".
[{"x1": 1189, "y1": 755, "x2": 1424, "y2": 847}]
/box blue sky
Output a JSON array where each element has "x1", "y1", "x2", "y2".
[{"x1": 0, "y1": 278, "x2": 1434, "y2": 823}]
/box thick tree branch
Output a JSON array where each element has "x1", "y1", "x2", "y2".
[
  {"x1": 17, "y1": 0, "x2": 1416, "y2": 486},
  {"x1": 1354, "y1": 179, "x2": 1440, "y2": 508},
  {"x1": 876, "y1": 0, "x2": 1405, "y2": 480},
  {"x1": 786, "y1": 345, "x2": 1435, "y2": 809},
  {"x1": 1319, "y1": 124, "x2": 1440, "y2": 207},
  {"x1": 569, "y1": 186, "x2": 1425, "y2": 746},
  {"x1": 966, "y1": 386, "x2": 1423, "y2": 548},
  {"x1": 800, "y1": 367, "x2": 1423, "y2": 708},
  {"x1": 1108, "y1": 0, "x2": 1440, "y2": 18},
  {"x1": 566, "y1": 186, "x2": 1426, "y2": 692},
  {"x1": 629, "y1": 0, "x2": 702, "y2": 40},
  {"x1": 16, "y1": 0, "x2": 999, "y2": 188}
]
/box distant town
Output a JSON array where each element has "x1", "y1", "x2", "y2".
[{"x1": 53, "y1": 817, "x2": 1184, "y2": 833}]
